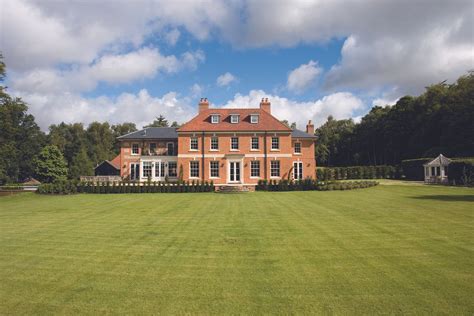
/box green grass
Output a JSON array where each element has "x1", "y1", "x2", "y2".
[{"x1": 0, "y1": 184, "x2": 473, "y2": 314}]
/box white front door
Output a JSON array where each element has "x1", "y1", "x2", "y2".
[
  {"x1": 293, "y1": 161, "x2": 303, "y2": 180},
  {"x1": 130, "y1": 163, "x2": 139, "y2": 180},
  {"x1": 229, "y1": 161, "x2": 241, "y2": 183}
]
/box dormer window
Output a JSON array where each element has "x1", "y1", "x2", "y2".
[
  {"x1": 230, "y1": 114, "x2": 240, "y2": 124},
  {"x1": 211, "y1": 114, "x2": 220, "y2": 124},
  {"x1": 250, "y1": 114, "x2": 259, "y2": 124}
]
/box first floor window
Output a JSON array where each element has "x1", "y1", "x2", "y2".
[
  {"x1": 250, "y1": 160, "x2": 260, "y2": 177},
  {"x1": 168, "y1": 162, "x2": 177, "y2": 177},
  {"x1": 190, "y1": 161, "x2": 199, "y2": 178},
  {"x1": 210, "y1": 161, "x2": 219, "y2": 178},
  {"x1": 231, "y1": 137, "x2": 239, "y2": 150},
  {"x1": 167, "y1": 142, "x2": 175, "y2": 156},
  {"x1": 211, "y1": 137, "x2": 219, "y2": 150},
  {"x1": 132, "y1": 143, "x2": 139, "y2": 155},
  {"x1": 271, "y1": 137, "x2": 279, "y2": 150},
  {"x1": 143, "y1": 162, "x2": 152, "y2": 178},
  {"x1": 251, "y1": 137, "x2": 259, "y2": 150},
  {"x1": 271, "y1": 160, "x2": 280, "y2": 177},
  {"x1": 294, "y1": 142, "x2": 301, "y2": 154},
  {"x1": 190, "y1": 137, "x2": 198, "y2": 150}
]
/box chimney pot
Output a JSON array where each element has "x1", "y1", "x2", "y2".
[
  {"x1": 259, "y1": 97, "x2": 271, "y2": 113},
  {"x1": 198, "y1": 97, "x2": 209, "y2": 113}
]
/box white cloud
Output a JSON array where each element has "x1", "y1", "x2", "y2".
[
  {"x1": 165, "y1": 28, "x2": 181, "y2": 46},
  {"x1": 15, "y1": 89, "x2": 195, "y2": 130},
  {"x1": 287, "y1": 60, "x2": 322, "y2": 93},
  {"x1": 222, "y1": 90, "x2": 363, "y2": 128},
  {"x1": 190, "y1": 83, "x2": 203, "y2": 98},
  {"x1": 216, "y1": 72, "x2": 237, "y2": 87},
  {"x1": 11, "y1": 48, "x2": 204, "y2": 94}
]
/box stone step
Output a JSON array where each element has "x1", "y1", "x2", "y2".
[{"x1": 215, "y1": 185, "x2": 253, "y2": 193}]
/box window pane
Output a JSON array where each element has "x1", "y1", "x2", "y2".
[
  {"x1": 211, "y1": 137, "x2": 219, "y2": 150},
  {"x1": 271, "y1": 137, "x2": 279, "y2": 150},
  {"x1": 190, "y1": 161, "x2": 199, "y2": 177},
  {"x1": 190, "y1": 138, "x2": 198, "y2": 150},
  {"x1": 251, "y1": 160, "x2": 260, "y2": 177},
  {"x1": 168, "y1": 162, "x2": 177, "y2": 177},
  {"x1": 132, "y1": 144, "x2": 139, "y2": 154},
  {"x1": 231, "y1": 137, "x2": 239, "y2": 150},
  {"x1": 271, "y1": 160, "x2": 280, "y2": 177},
  {"x1": 143, "y1": 162, "x2": 152, "y2": 178},
  {"x1": 294, "y1": 142, "x2": 301, "y2": 153},
  {"x1": 251, "y1": 137, "x2": 259, "y2": 150},
  {"x1": 210, "y1": 161, "x2": 219, "y2": 177}
]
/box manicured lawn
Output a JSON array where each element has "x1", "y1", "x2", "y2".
[{"x1": 0, "y1": 184, "x2": 473, "y2": 314}]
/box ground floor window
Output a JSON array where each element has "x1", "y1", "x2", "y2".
[
  {"x1": 130, "y1": 163, "x2": 139, "y2": 180},
  {"x1": 210, "y1": 161, "x2": 219, "y2": 178},
  {"x1": 250, "y1": 160, "x2": 260, "y2": 177},
  {"x1": 270, "y1": 160, "x2": 280, "y2": 177},
  {"x1": 142, "y1": 161, "x2": 152, "y2": 178},
  {"x1": 168, "y1": 162, "x2": 177, "y2": 177},
  {"x1": 293, "y1": 161, "x2": 303, "y2": 180},
  {"x1": 190, "y1": 161, "x2": 199, "y2": 178}
]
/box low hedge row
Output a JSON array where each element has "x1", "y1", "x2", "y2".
[
  {"x1": 78, "y1": 180, "x2": 215, "y2": 194},
  {"x1": 257, "y1": 179, "x2": 378, "y2": 191},
  {"x1": 448, "y1": 159, "x2": 474, "y2": 186},
  {"x1": 37, "y1": 180, "x2": 77, "y2": 194},
  {"x1": 400, "y1": 158, "x2": 432, "y2": 180},
  {"x1": 316, "y1": 165, "x2": 400, "y2": 181}
]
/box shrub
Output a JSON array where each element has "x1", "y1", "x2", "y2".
[
  {"x1": 401, "y1": 158, "x2": 432, "y2": 180},
  {"x1": 448, "y1": 159, "x2": 474, "y2": 186},
  {"x1": 37, "y1": 179, "x2": 77, "y2": 195}
]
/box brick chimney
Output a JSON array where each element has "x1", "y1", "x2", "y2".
[
  {"x1": 198, "y1": 98, "x2": 209, "y2": 113},
  {"x1": 259, "y1": 97, "x2": 271, "y2": 113},
  {"x1": 306, "y1": 120, "x2": 314, "y2": 135}
]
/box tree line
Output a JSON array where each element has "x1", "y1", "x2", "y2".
[{"x1": 315, "y1": 72, "x2": 474, "y2": 166}]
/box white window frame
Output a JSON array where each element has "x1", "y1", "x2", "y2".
[
  {"x1": 211, "y1": 114, "x2": 220, "y2": 124},
  {"x1": 293, "y1": 161, "x2": 303, "y2": 180},
  {"x1": 190, "y1": 161, "x2": 199, "y2": 178},
  {"x1": 294, "y1": 142, "x2": 301, "y2": 154},
  {"x1": 231, "y1": 137, "x2": 239, "y2": 151},
  {"x1": 168, "y1": 161, "x2": 178, "y2": 177},
  {"x1": 149, "y1": 143, "x2": 157, "y2": 155},
  {"x1": 209, "y1": 161, "x2": 220, "y2": 178},
  {"x1": 210, "y1": 137, "x2": 219, "y2": 151},
  {"x1": 131, "y1": 143, "x2": 140, "y2": 155},
  {"x1": 190, "y1": 137, "x2": 198, "y2": 151},
  {"x1": 271, "y1": 137, "x2": 279, "y2": 150},
  {"x1": 251, "y1": 137, "x2": 259, "y2": 150},
  {"x1": 270, "y1": 160, "x2": 280, "y2": 178},
  {"x1": 142, "y1": 161, "x2": 152, "y2": 178},
  {"x1": 250, "y1": 160, "x2": 260, "y2": 178},
  {"x1": 250, "y1": 114, "x2": 259, "y2": 124},
  {"x1": 230, "y1": 115, "x2": 240, "y2": 124}
]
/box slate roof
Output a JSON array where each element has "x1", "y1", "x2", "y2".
[
  {"x1": 291, "y1": 129, "x2": 317, "y2": 139},
  {"x1": 117, "y1": 127, "x2": 178, "y2": 140},
  {"x1": 177, "y1": 108, "x2": 292, "y2": 132},
  {"x1": 424, "y1": 154, "x2": 452, "y2": 166}
]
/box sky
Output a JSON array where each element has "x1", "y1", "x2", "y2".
[{"x1": 1, "y1": 0, "x2": 473, "y2": 131}]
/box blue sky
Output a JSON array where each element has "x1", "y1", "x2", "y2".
[{"x1": 2, "y1": 0, "x2": 473, "y2": 130}]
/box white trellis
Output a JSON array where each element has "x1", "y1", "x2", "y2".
[{"x1": 423, "y1": 154, "x2": 451, "y2": 184}]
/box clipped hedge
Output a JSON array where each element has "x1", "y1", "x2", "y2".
[
  {"x1": 400, "y1": 158, "x2": 432, "y2": 180},
  {"x1": 316, "y1": 165, "x2": 399, "y2": 181},
  {"x1": 37, "y1": 180, "x2": 78, "y2": 195},
  {"x1": 76, "y1": 180, "x2": 215, "y2": 194},
  {"x1": 257, "y1": 179, "x2": 378, "y2": 191},
  {"x1": 448, "y1": 159, "x2": 474, "y2": 186}
]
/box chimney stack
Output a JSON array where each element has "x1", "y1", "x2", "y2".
[
  {"x1": 259, "y1": 97, "x2": 271, "y2": 113},
  {"x1": 198, "y1": 97, "x2": 209, "y2": 113},
  {"x1": 306, "y1": 120, "x2": 314, "y2": 135}
]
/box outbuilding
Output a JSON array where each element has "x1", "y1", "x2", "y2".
[{"x1": 423, "y1": 154, "x2": 451, "y2": 184}]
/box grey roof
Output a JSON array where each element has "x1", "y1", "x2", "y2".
[
  {"x1": 424, "y1": 154, "x2": 452, "y2": 166},
  {"x1": 291, "y1": 129, "x2": 317, "y2": 139},
  {"x1": 117, "y1": 127, "x2": 178, "y2": 140}
]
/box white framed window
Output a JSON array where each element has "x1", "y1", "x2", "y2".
[
  {"x1": 294, "y1": 142, "x2": 301, "y2": 154},
  {"x1": 210, "y1": 137, "x2": 219, "y2": 150},
  {"x1": 270, "y1": 160, "x2": 280, "y2": 177},
  {"x1": 250, "y1": 160, "x2": 260, "y2": 178},
  {"x1": 190, "y1": 161, "x2": 199, "y2": 178},
  {"x1": 211, "y1": 114, "x2": 220, "y2": 124},
  {"x1": 190, "y1": 137, "x2": 198, "y2": 151},
  {"x1": 271, "y1": 137, "x2": 279, "y2": 150},
  {"x1": 168, "y1": 162, "x2": 177, "y2": 177},
  {"x1": 251, "y1": 137, "x2": 259, "y2": 150},
  {"x1": 167, "y1": 142, "x2": 174, "y2": 156},
  {"x1": 142, "y1": 161, "x2": 152, "y2": 178},
  {"x1": 293, "y1": 161, "x2": 303, "y2": 180},
  {"x1": 231, "y1": 137, "x2": 239, "y2": 150},
  {"x1": 230, "y1": 115, "x2": 239, "y2": 124},
  {"x1": 250, "y1": 114, "x2": 259, "y2": 124},
  {"x1": 210, "y1": 161, "x2": 219, "y2": 178},
  {"x1": 155, "y1": 161, "x2": 165, "y2": 178},
  {"x1": 132, "y1": 143, "x2": 139, "y2": 155}
]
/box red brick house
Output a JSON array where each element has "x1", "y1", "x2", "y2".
[{"x1": 116, "y1": 98, "x2": 316, "y2": 186}]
